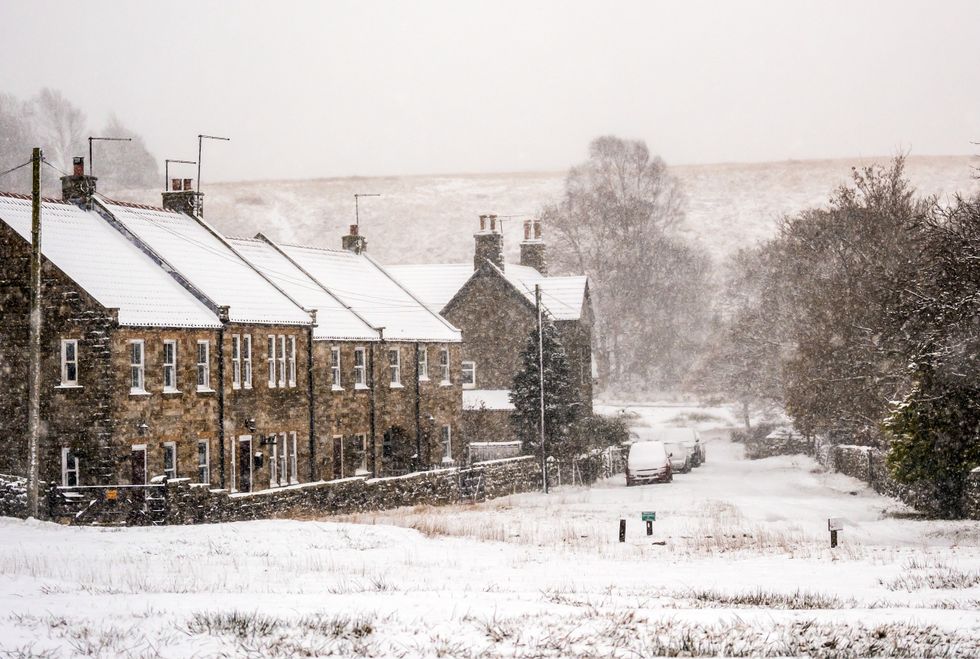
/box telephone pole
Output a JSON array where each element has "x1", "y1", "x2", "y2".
[
  {"x1": 26, "y1": 147, "x2": 42, "y2": 517},
  {"x1": 536, "y1": 284, "x2": 548, "y2": 494}
]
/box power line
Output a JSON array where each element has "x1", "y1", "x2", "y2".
[{"x1": 0, "y1": 159, "x2": 35, "y2": 180}]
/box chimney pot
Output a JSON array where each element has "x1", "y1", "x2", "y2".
[
  {"x1": 349, "y1": 224, "x2": 359, "y2": 235},
  {"x1": 73, "y1": 157, "x2": 84, "y2": 177},
  {"x1": 479, "y1": 214, "x2": 487, "y2": 231},
  {"x1": 523, "y1": 219, "x2": 531, "y2": 240},
  {"x1": 172, "y1": 178, "x2": 182, "y2": 191},
  {"x1": 489, "y1": 214, "x2": 498, "y2": 232},
  {"x1": 183, "y1": 178, "x2": 193, "y2": 191},
  {"x1": 534, "y1": 220, "x2": 542, "y2": 240}
]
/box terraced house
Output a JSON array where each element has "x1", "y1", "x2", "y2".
[
  {"x1": 0, "y1": 160, "x2": 464, "y2": 496},
  {"x1": 390, "y1": 215, "x2": 593, "y2": 449}
]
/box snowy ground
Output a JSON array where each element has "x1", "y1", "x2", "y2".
[{"x1": 1, "y1": 404, "x2": 979, "y2": 657}]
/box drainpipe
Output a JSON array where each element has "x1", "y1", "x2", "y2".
[
  {"x1": 307, "y1": 313, "x2": 317, "y2": 482},
  {"x1": 217, "y1": 306, "x2": 229, "y2": 489},
  {"x1": 414, "y1": 341, "x2": 422, "y2": 471},
  {"x1": 369, "y1": 342, "x2": 378, "y2": 477}
]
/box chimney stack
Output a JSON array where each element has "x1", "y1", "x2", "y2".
[
  {"x1": 474, "y1": 213, "x2": 504, "y2": 271},
  {"x1": 519, "y1": 218, "x2": 547, "y2": 274},
  {"x1": 162, "y1": 178, "x2": 204, "y2": 217},
  {"x1": 342, "y1": 223, "x2": 367, "y2": 254},
  {"x1": 61, "y1": 157, "x2": 97, "y2": 207}
]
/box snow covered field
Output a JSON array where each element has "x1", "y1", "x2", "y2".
[{"x1": 1, "y1": 404, "x2": 979, "y2": 657}]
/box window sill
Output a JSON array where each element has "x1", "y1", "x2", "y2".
[
  {"x1": 54, "y1": 384, "x2": 83, "y2": 390},
  {"x1": 163, "y1": 389, "x2": 182, "y2": 395},
  {"x1": 463, "y1": 385, "x2": 476, "y2": 390},
  {"x1": 418, "y1": 376, "x2": 429, "y2": 383},
  {"x1": 441, "y1": 457, "x2": 454, "y2": 464},
  {"x1": 355, "y1": 469, "x2": 370, "y2": 476},
  {"x1": 389, "y1": 382, "x2": 404, "y2": 389},
  {"x1": 439, "y1": 381, "x2": 453, "y2": 387},
  {"x1": 331, "y1": 385, "x2": 344, "y2": 392},
  {"x1": 196, "y1": 387, "x2": 216, "y2": 394},
  {"x1": 354, "y1": 384, "x2": 370, "y2": 391},
  {"x1": 129, "y1": 389, "x2": 151, "y2": 397}
]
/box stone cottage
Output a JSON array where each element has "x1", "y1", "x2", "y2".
[{"x1": 389, "y1": 215, "x2": 594, "y2": 450}]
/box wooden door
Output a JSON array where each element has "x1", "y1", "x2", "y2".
[
  {"x1": 238, "y1": 439, "x2": 252, "y2": 492},
  {"x1": 131, "y1": 446, "x2": 147, "y2": 485}
]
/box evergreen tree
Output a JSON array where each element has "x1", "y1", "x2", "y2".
[{"x1": 510, "y1": 317, "x2": 580, "y2": 457}]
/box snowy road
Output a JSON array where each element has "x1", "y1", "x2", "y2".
[{"x1": 1, "y1": 403, "x2": 979, "y2": 656}]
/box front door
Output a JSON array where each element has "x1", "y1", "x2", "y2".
[
  {"x1": 332, "y1": 436, "x2": 343, "y2": 480},
  {"x1": 131, "y1": 445, "x2": 147, "y2": 484},
  {"x1": 238, "y1": 438, "x2": 252, "y2": 492}
]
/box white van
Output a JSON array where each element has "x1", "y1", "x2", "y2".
[
  {"x1": 653, "y1": 428, "x2": 704, "y2": 468},
  {"x1": 626, "y1": 440, "x2": 672, "y2": 486},
  {"x1": 663, "y1": 441, "x2": 692, "y2": 473}
]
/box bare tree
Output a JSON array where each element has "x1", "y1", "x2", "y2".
[{"x1": 30, "y1": 88, "x2": 86, "y2": 173}]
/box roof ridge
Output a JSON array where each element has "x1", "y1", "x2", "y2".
[
  {"x1": 100, "y1": 196, "x2": 174, "y2": 213},
  {"x1": 275, "y1": 240, "x2": 346, "y2": 254},
  {"x1": 0, "y1": 191, "x2": 70, "y2": 205}
]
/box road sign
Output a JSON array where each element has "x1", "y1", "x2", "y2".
[
  {"x1": 827, "y1": 517, "x2": 843, "y2": 531},
  {"x1": 641, "y1": 511, "x2": 656, "y2": 522}
]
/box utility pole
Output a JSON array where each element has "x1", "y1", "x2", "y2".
[
  {"x1": 197, "y1": 134, "x2": 230, "y2": 196},
  {"x1": 26, "y1": 147, "x2": 42, "y2": 518},
  {"x1": 536, "y1": 284, "x2": 548, "y2": 494}
]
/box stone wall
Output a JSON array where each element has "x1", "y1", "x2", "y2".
[
  {"x1": 44, "y1": 456, "x2": 541, "y2": 525},
  {"x1": 0, "y1": 474, "x2": 27, "y2": 518},
  {"x1": 963, "y1": 469, "x2": 980, "y2": 520}
]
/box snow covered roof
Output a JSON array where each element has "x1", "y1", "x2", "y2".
[
  {"x1": 272, "y1": 243, "x2": 461, "y2": 342},
  {"x1": 0, "y1": 194, "x2": 220, "y2": 328},
  {"x1": 463, "y1": 389, "x2": 515, "y2": 411},
  {"x1": 227, "y1": 237, "x2": 379, "y2": 341},
  {"x1": 100, "y1": 201, "x2": 312, "y2": 326},
  {"x1": 388, "y1": 262, "x2": 588, "y2": 321}
]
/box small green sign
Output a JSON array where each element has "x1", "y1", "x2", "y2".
[{"x1": 641, "y1": 511, "x2": 656, "y2": 522}]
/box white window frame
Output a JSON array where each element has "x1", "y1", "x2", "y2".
[
  {"x1": 61, "y1": 447, "x2": 80, "y2": 486},
  {"x1": 197, "y1": 440, "x2": 210, "y2": 485},
  {"x1": 267, "y1": 335, "x2": 276, "y2": 388},
  {"x1": 439, "y1": 347, "x2": 450, "y2": 385},
  {"x1": 196, "y1": 340, "x2": 211, "y2": 391},
  {"x1": 60, "y1": 339, "x2": 79, "y2": 387},
  {"x1": 231, "y1": 334, "x2": 241, "y2": 389},
  {"x1": 356, "y1": 433, "x2": 369, "y2": 474},
  {"x1": 271, "y1": 437, "x2": 281, "y2": 488},
  {"x1": 288, "y1": 336, "x2": 297, "y2": 387},
  {"x1": 442, "y1": 425, "x2": 452, "y2": 463},
  {"x1": 417, "y1": 345, "x2": 428, "y2": 381},
  {"x1": 163, "y1": 441, "x2": 177, "y2": 480},
  {"x1": 331, "y1": 347, "x2": 342, "y2": 389},
  {"x1": 163, "y1": 340, "x2": 178, "y2": 392},
  {"x1": 289, "y1": 431, "x2": 298, "y2": 483},
  {"x1": 461, "y1": 361, "x2": 476, "y2": 389},
  {"x1": 278, "y1": 335, "x2": 287, "y2": 388},
  {"x1": 389, "y1": 348, "x2": 401, "y2": 386},
  {"x1": 354, "y1": 347, "x2": 367, "y2": 388},
  {"x1": 242, "y1": 334, "x2": 253, "y2": 389},
  {"x1": 129, "y1": 340, "x2": 146, "y2": 393}
]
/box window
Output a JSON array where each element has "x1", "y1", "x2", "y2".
[
  {"x1": 271, "y1": 436, "x2": 281, "y2": 487},
  {"x1": 439, "y1": 348, "x2": 450, "y2": 384},
  {"x1": 462, "y1": 361, "x2": 476, "y2": 389},
  {"x1": 163, "y1": 340, "x2": 177, "y2": 391},
  {"x1": 417, "y1": 346, "x2": 428, "y2": 381},
  {"x1": 356, "y1": 433, "x2": 369, "y2": 474},
  {"x1": 278, "y1": 335, "x2": 287, "y2": 387},
  {"x1": 267, "y1": 335, "x2": 276, "y2": 387},
  {"x1": 61, "y1": 448, "x2": 80, "y2": 486},
  {"x1": 242, "y1": 335, "x2": 253, "y2": 388},
  {"x1": 197, "y1": 440, "x2": 210, "y2": 484},
  {"x1": 163, "y1": 442, "x2": 177, "y2": 480},
  {"x1": 331, "y1": 347, "x2": 342, "y2": 389},
  {"x1": 288, "y1": 336, "x2": 297, "y2": 387},
  {"x1": 231, "y1": 335, "x2": 241, "y2": 389},
  {"x1": 288, "y1": 431, "x2": 298, "y2": 483},
  {"x1": 196, "y1": 341, "x2": 210, "y2": 390},
  {"x1": 60, "y1": 339, "x2": 78, "y2": 386},
  {"x1": 388, "y1": 348, "x2": 401, "y2": 386},
  {"x1": 354, "y1": 347, "x2": 367, "y2": 388},
  {"x1": 129, "y1": 340, "x2": 145, "y2": 393},
  {"x1": 442, "y1": 425, "x2": 452, "y2": 462}
]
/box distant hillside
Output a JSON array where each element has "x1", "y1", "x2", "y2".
[{"x1": 113, "y1": 155, "x2": 978, "y2": 266}]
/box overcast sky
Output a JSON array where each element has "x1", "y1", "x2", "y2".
[{"x1": 1, "y1": 0, "x2": 978, "y2": 182}]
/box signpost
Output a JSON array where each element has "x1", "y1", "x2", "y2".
[
  {"x1": 828, "y1": 517, "x2": 843, "y2": 548},
  {"x1": 642, "y1": 511, "x2": 656, "y2": 536},
  {"x1": 619, "y1": 519, "x2": 626, "y2": 543}
]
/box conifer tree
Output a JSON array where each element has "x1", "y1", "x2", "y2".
[{"x1": 510, "y1": 317, "x2": 580, "y2": 457}]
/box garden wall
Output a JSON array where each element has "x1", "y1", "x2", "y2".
[{"x1": 42, "y1": 456, "x2": 542, "y2": 526}]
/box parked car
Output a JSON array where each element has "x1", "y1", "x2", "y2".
[
  {"x1": 663, "y1": 441, "x2": 692, "y2": 473},
  {"x1": 626, "y1": 440, "x2": 672, "y2": 486},
  {"x1": 653, "y1": 428, "x2": 705, "y2": 467}
]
